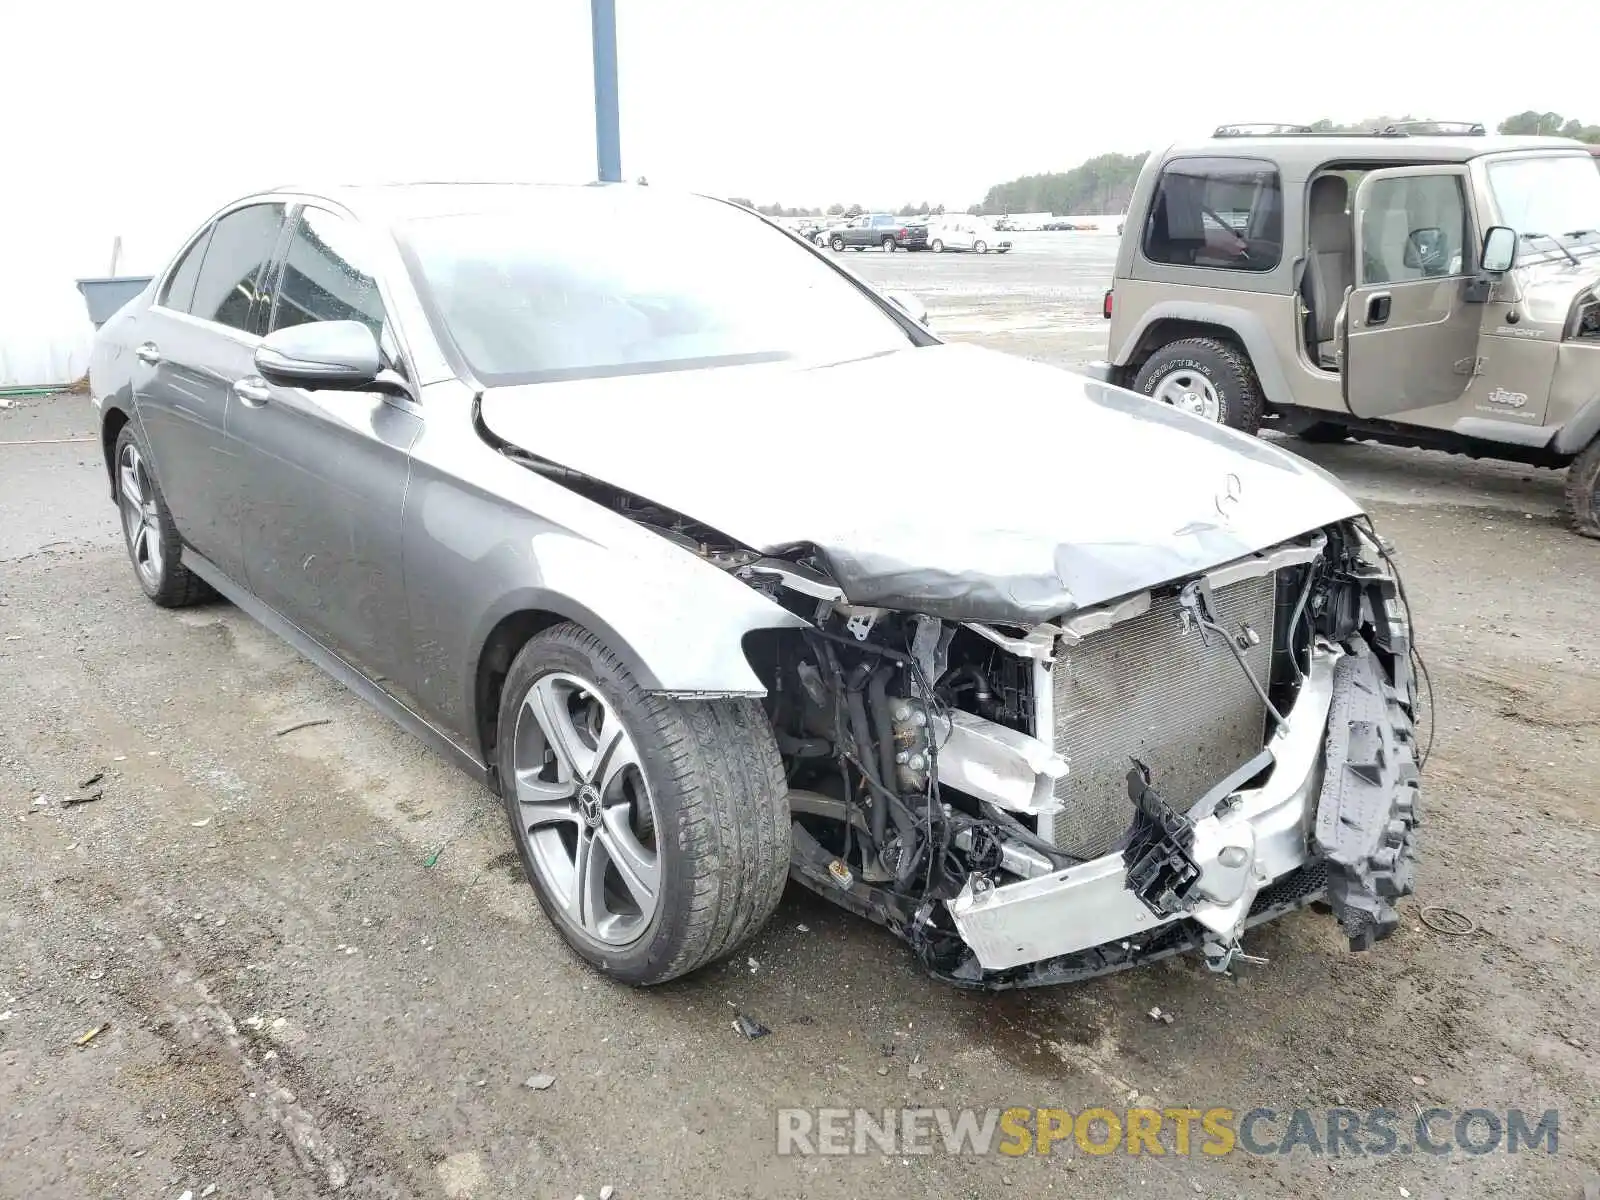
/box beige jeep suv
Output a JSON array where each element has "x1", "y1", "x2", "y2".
[{"x1": 1087, "y1": 122, "x2": 1600, "y2": 536}]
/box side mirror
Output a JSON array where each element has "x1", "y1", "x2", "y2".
[
  {"x1": 255, "y1": 320, "x2": 382, "y2": 390},
  {"x1": 1481, "y1": 225, "x2": 1517, "y2": 274},
  {"x1": 886, "y1": 290, "x2": 929, "y2": 326}
]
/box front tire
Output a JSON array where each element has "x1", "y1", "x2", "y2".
[
  {"x1": 1132, "y1": 337, "x2": 1264, "y2": 434},
  {"x1": 975, "y1": 240, "x2": 988, "y2": 254},
  {"x1": 113, "y1": 424, "x2": 213, "y2": 607},
  {"x1": 1565, "y1": 435, "x2": 1600, "y2": 538},
  {"x1": 496, "y1": 623, "x2": 790, "y2": 986},
  {"x1": 931, "y1": 239, "x2": 944, "y2": 253}
]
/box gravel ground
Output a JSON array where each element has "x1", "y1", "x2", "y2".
[{"x1": 2, "y1": 235, "x2": 1597, "y2": 1199}]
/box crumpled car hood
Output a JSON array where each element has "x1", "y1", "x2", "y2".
[{"x1": 478, "y1": 343, "x2": 1362, "y2": 623}]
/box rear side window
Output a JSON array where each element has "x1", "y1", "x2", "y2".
[
  {"x1": 159, "y1": 228, "x2": 212, "y2": 312},
  {"x1": 189, "y1": 203, "x2": 288, "y2": 331},
  {"x1": 269, "y1": 207, "x2": 389, "y2": 339},
  {"x1": 1142, "y1": 157, "x2": 1284, "y2": 272}
]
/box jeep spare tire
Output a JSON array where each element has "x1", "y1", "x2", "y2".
[{"x1": 1133, "y1": 337, "x2": 1264, "y2": 435}]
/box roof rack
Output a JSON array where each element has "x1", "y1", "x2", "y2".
[
  {"x1": 1212, "y1": 120, "x2": 1489, "y2": 140},
  {"x1": 1375, "y1": 120, "x2": 1486, "y2": 136},
  {"x1": 1213, "y1": 123, "x2": 1314, "y2": 137}
]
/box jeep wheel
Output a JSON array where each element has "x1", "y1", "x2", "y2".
[
  {"x1": 1133, "y1": 337, "x2": 1264, "y2": 434},
  {"x1": 496, "y1": 622, "x2": 790, "y2": 985},
  {"x1": 1565, "y1": 436, "x2": 1600, "y2": 538}
]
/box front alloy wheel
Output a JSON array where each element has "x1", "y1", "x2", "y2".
[
  {"x1": 512, "y1": 672, "x2": 661, "y2": 946},
  {"x1": 496, "y1": 623, "x2": 789, "y2": 985}
]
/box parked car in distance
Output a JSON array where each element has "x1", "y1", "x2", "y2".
[
  {"x1": 928, "y1": 216, "x2": 1011, "y2": 253},
  {"x1": 89, "y1": 182, "x2": 1420, "y2": 990},
  {"x1": 827, "y1": 212, "x2": 915, "y2": 251},
  {"x1": 1087, "y1": 123, "x2": 1600, "y2": 537}
]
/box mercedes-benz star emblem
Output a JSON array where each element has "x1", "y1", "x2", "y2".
[
  {"x1": 1214, "y1": 472, "x2": 1243, "y2": 520},
  {"x1": 577, "y1": 784, "x2": 604, "y2": 829}
]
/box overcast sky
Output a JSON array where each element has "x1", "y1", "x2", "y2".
[{"x1": 3, "y1": 0, "x2": 1596, "y2": 282}]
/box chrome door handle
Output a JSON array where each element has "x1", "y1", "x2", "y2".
[
  {"x1": 134, "y1": 343, "x2": 161, "y2": 365},
  {"x1": 233, "y1": 377, "x2": 271, "y2": 406}
]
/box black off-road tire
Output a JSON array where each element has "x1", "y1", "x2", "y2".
[
  {"x1": 112, "y1": 423, "x2": 214, "y2": 608},
  {"x1": 496, "y1": 622, "x2": 790, "y2": 986},
  {"x1": 1565, "y1": 435, "x2": 1600, "y2": 538},
  {"x1": 1132, "y1": 337, "x2": 1265, "y2": 435}
]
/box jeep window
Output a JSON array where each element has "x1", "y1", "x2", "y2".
[
  {"x1": 1486, "y1": 155, "x2": 1600, "y2": 249},
  {"x1": 1359, "y1": 174, "x2": 1468, "y2": 285},
  {"x1": 1142, "y1": 157, "x2": 1283, "y2": 272},
  {"x1": 404, "y1": 191, "x2": 916, "y2": 386}
]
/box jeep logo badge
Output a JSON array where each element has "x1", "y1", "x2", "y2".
[{"x1": 1486, "y1": 387, "x2": 1528, "y2": 409}]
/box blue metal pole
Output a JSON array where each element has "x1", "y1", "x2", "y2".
[{"x1": 591, "y1": 0, "x2": 621, "y2": 182}]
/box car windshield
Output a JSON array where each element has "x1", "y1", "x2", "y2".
[
  {"x1": 1486, "y1": 155, "x2": 1600, "y2": 244},
  {"x1": 403, "y1": 191, "x2": 913, "y2": 385}
]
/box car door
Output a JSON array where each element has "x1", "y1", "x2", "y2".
[
  {"x1": 234, "y1": 202, "x2": 423, "y2": 697},
  {"x1": 132, "y1": 202, "x2": 288, "y2": 583},
  {"x1": 848, "y1": 216, "x2": 870, "y2": 247},
  {"x1": 1343, "y1": 166, "x2": 1481, "y2": 418}
]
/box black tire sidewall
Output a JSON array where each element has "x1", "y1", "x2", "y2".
[
  {"x1": 1566, "y1": 438, "x2": 1600, "y2": 537},
  {"x1": 1134, "y1": 341, "x2": 1260, "y2": 434},
  {"x1": 113, "y1": 422, "x2": 186, "y2": 603},
  {"x1": 495, "y1": 627, "x2": 697, "y2": 984},
  {"x1": 830, "y1": 236, "x2": 844, "y2": 251}
]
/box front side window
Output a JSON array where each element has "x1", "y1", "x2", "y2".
[
  {"x1": 270, "y1": 207, "x2": 389, "y2": 339},
  {"x1": 403, "y1": 190, "x2": 916, "y2": 386},
  {"x1": 189, "y1": 203, "x2": 288, "y2": 331},
  {"x1": 1359, "y1": 174, "x2": 1468, "y2": 285},
  {"x1": 1142, "y1": 157, "x2": 1284, "y2": 272},
  {"x1": 159, "y1": 228, "x2": 212, "y2": 312}
]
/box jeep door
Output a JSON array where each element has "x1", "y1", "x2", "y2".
[{"x1": 1343, "y1": 166, "x2": 1481, "y2": 418}]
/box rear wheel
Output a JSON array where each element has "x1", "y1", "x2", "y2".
[
  {"x1": 496, "y1": 622, "x2": 790, "y2": 985},
  {"x1": 881, "y1": 236, "x2": 896, "y2": 252},
  {"x1": 1565, "y1": 435, "x2": 1600, "y2": 538},
  {"x1": 1132, "y1": 337, "x2": 1264, "y2": 434},
  {"x1": 830, "y1": 235, "x2": 845, "y2": 252},
  {"x1": 113, "y1": 424, "x2": 213, "y2": 607}
]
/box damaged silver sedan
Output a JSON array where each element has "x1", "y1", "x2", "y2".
[{"x1": 88, "y1": 182, "x2": 1422, "y2": 987}]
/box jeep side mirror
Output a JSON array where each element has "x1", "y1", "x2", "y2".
[{"x1": 1481, "y1": 225, "x2": 1517, "y2": 274}]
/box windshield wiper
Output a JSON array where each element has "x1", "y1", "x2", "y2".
[{"x1": 1521, "y1": 231, "x2": 1581, "y2": 266}]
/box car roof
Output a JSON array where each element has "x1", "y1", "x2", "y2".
[
  {"x1": 1159, "y1": 133, "x2": 1588, "y2": 169},
  {"x1": 255, "y1": 180, "x2": 689, "y2": 224}
]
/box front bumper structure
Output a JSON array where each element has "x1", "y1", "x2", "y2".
[{"x1": 944, "y1": 637, "x2": 1418, "y2": 983}]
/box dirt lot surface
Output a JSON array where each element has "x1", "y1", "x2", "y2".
[{"x1": 3, "y1": 236, "x2": 1598, "y2": 1199}]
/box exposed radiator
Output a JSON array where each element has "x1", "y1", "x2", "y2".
[{"x1": 1044, "y1": 574, "x2": 1277, "y2": 859}]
